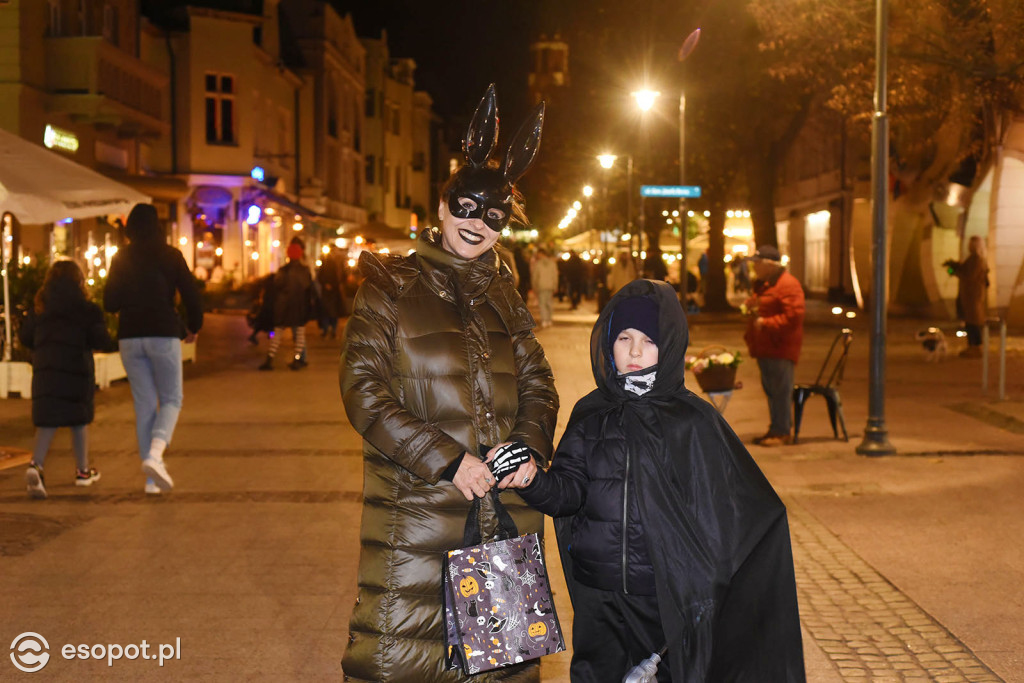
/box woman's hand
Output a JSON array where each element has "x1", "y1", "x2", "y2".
[
  {"x1": 498, "y1": 457, "x2": 537, "y2": 489},
  {"x1": 452, "y1": 453, "x2": 495, "y2": 501}
]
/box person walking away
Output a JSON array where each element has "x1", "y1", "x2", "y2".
[
  {"x1": 531, "y1": 247, "x2": 559, "y2": 328},
  {"x1": 504, "y1": 279, "x2": 805, "y2": 682},
  {"x1": 643, "y1": 248, "x2": 668, "y2": 281},
  {"x1": 743, "y1": 245, "x2": 805, "y2": 447},
  {"x1": 564, "y1": 250, "x2": 586, "y2": 310},
  {"x1": 606, "y1": 249, "x2": 638, "y2": 296},
  {"x1": 339, "y1": 84, "x2": 558, "y2": 682},
  {"x1": 104, "y1": 203, "x2": 203, "y2": 494},
  {"x1": 944, "y1": 235, "x2": 989, "y2": 358},
  {"x1": 514, "y1": 244, "x2": 532, "y2": 302},
  {"x1": 317, "y1": 248, "x2": 344, "y2": 339},
  {"x1": 246, "y1": 273, "x2": 276, "y2": 345},
  {"x1": 19, "y1": 260, "x2": 116, "y2": 498},
  {"x1": 259, "y1": 237, "x2": 315, "y2": 371}
]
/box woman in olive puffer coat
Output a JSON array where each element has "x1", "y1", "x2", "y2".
[
  {"x1": 340, "y1": 223, "x2": 558, "y2": 682},
  {"x1": 341, "y1": 85, "x2": 554, "y2": 682}
]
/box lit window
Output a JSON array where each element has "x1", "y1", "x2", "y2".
[{"x1": 205, "y1": 73, "x2": 236, "y2": 144}]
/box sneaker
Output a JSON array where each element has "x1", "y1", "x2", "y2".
[
  {"x1": 75, "y1": 468, "x2": 101, "y2": 487},
  {"x1": 25, "y1": 464, "x2": 47, "y2": 499},
  {"x1": 258, "y1": 355, "x2": 274, "y2": 371},
  {"x1": 752, "y1": 430, "x2": 774, "y2": 445},
  {"x1": 288, "y1": 357, "x2": 307, "y2": 371},
  {"x1": 144, "y1": 479, "x2": 162, "y2": 495},
  {"x1": 758, "y1": 433, "x2": 793, "y2": 447},
  {"x1": 141, "y1": 457, "x2": 174, "y2": 492}
]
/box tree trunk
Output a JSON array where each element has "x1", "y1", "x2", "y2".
[
  {"x1": 704, "y1": 190, "x2": 732, "y2": 311},
  {"x1": 746, "y1": 154, "x2": 779, "y2": 248}
]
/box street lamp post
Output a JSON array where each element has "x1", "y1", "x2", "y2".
[
  {"x1": 678, "y1": 92, "x2": 687, "y2": 286},
  {"x1": 856, "y1": 0, "x2": 896, "y2": 455},
  {"x1": 631, "y1": 90, "x2": 660, "y2": 259}
]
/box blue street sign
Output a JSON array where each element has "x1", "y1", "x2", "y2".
[{"x1": 640, "y1": 185, "x2": 702, "y2": 198}]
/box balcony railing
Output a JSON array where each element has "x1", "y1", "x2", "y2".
[{"x1": 45, "y1": 37, "x2": 167, "y2": 133}]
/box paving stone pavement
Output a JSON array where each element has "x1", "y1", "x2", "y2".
[{"x1": 786, "y1": 498, "x2": 1002, "y2": 682}]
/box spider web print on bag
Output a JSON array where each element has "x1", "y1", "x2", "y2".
[{"x1": 443, "y1": 532, "x2": 565, "y2": 673}]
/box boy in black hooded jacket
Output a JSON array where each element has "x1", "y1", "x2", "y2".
[{"x1": 502, "y1": 279, "x2": 805, "y2": 682}]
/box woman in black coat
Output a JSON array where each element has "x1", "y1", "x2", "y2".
[{"x1": 19, "y1": 259, "x2": 116, "y2": 499}]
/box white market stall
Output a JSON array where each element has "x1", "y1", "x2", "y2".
[{"x1": 1, "y1": 127, "x2": 150, "y2": 396}]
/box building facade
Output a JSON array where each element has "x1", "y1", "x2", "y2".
[
  {"x1": 282, "y1": 0, "x2": 367, "y2": 231},
  {"x1": 361, "y1": 32, "x2": 433, "y2": 234},
  {"x1": 144, "y1": 0, "x2": 308, "y2": 280},
  {"x1": 0, "y1": 0, "x2": 170, "y2": 273},
  {"x1": 777, "y1": 103, "x2": 1024, "y2": 327}
]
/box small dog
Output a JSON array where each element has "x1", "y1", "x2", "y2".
[{"x1": 915, "y1": 327, "x2": 948, "y2": 362}]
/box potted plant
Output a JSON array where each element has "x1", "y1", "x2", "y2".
[{"x1": 686, "y1": 346, "x2": 742, "y2": 393}]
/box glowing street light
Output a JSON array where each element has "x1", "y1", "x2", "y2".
[
  {"x1": 597, "y1": 154, "x2": 617, "y2": 169},
  {"x1": 583, "y1": 185, "x2": 594, "y2": 197},
  {"x1": 631, "y1": 89, "x2": 661, "y2": 112}
]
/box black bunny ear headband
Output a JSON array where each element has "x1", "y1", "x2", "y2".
[{"x1": 444, "y1": 84, "x2": 545, "y2": 231}]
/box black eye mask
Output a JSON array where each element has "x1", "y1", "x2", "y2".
[
  {"x1": 445, "y1": 83, "x2": 545, "y2": 231},
  {"x1": 445, "y1": 167, "x2": 513, "y2": 231}
]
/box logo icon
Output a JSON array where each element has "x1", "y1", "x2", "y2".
[{"x1": 10, "y1": 633, "x2": 50, "y2": 673}]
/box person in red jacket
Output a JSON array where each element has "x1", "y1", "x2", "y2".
[{"x1": 743, "y1": 245, "x2": 805, "y2": 446}]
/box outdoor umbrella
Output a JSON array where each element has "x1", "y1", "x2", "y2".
[
  {"x1": 1, "y1": 126, "x2": 150, "y2": 359},
  {"x1": 0, "y1": 127, "x2": 149, "y2": 224}
]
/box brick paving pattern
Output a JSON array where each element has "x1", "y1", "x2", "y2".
[{"x1": 787, "y1": 498, "x2": 1004, "y2": 682}]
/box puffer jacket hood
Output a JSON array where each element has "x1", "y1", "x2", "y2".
[
  {"x1": 590, "y1": 278, "x2": 689, "y2": 402},
  {"x1": 124, "y1": 203, "x2": 162, "y2": 244}
]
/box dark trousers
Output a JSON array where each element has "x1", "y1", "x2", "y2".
[
  {"x1": 966, "y1": 323, "x2": 982, "y2": 347},
  {"x1": 570, "y1": 583, "x2": 670, "y2": 683},
  {"x1": 758, "y1": 357, "x2": 795, "y2": 436}
]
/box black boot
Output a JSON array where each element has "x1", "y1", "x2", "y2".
[{"x1": 258, "y1": 355, "x2": 274, "y2": 371}]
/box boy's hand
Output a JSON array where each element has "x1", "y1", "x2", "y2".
[{"x1": 484, "y1": 442, "x2": 536, "y2": 489}]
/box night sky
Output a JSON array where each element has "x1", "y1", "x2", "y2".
[{"x1": 333, "y1": 0, "x2": 556, "y2": 121}]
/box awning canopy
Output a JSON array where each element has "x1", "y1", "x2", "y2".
[
  {"x1": 258, "y1": 189, "x2": 328, "y2": 225},
  {"x1": 339, "y1": 219, "x2": 416, "y2": 253},
  {"x1": 0, "y1": 127, "x2": 150, "y2": 224}
]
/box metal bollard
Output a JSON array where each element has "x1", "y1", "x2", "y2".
[
  {"x1": 981, "y1": 318, "x2": 1008, "y2": 400},
  {"x1": 999, "y1": 319, "x2": 1007, "y2": 401},
  {"x1": 981, "y1": 324, "x2": 989, "y2": 392}
]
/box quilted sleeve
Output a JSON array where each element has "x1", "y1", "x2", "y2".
[{"x1": 340, "y1": 276, "x2": 467, "y2": 484}]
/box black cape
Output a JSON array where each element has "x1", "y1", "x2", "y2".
[{"x1": 554, "y1": 279, "x2": 805, "y2": 682}]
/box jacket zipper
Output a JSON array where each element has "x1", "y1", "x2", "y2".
[{"x1": 621, "y1": 443, "x2": 631, "y2": 594}]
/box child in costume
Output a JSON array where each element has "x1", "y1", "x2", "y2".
[{"x1": 506, "y1": 278, "x2": 805, "y2": 682}]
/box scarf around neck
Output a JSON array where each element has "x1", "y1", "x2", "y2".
[{"x1": 618, "y1": 365, "x2": 658, "y2": 396}]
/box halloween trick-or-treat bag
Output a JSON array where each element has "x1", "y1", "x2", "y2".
[{"x1": 443, "y1": 489, "x2": 565, "y2": 674}]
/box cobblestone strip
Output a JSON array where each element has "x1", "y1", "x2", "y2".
[{"x1": 785, "y1": 498, "x2": 1004, "y2": 682}]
